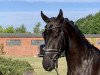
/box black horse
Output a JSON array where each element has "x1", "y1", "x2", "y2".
[{"x1": 41, "y1": 9, "x2": 100, "y2": 75}]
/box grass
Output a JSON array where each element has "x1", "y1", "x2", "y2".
[{"x1": 1, "y1": 56, "x2": 67, "y2": 75}]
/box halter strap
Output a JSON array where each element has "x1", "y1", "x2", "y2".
[
  {"x1": 45, "y1": 26, "x2": 61, "y2": 31},
  {"x1": 43, "y1": 48, "x2": 58, "y2": 53}
]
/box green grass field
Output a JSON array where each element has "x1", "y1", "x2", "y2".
[{"x1": 4, "y1": 56, "x2": 67, "y2": 75}]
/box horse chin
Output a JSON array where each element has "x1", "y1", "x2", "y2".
[{"x1": 44, "y1": 66, "x2": 54, "y2": 71}]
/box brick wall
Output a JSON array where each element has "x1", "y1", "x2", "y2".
[{"x1": 0, "y1": 38, "x2": 43, "y2": 57}]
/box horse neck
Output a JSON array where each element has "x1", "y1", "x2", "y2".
[{"x1": 64, "y1": 23, "x2": 91, "y2": 68}]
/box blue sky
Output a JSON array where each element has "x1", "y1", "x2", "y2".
[{"x1": 0, "y1": 0, "x2": 100, "y2": 32}]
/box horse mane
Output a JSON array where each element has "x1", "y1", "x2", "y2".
[
  {"x1": 74, "y1": 24, "x2": 93, "y2": 48},
  {"x1": 65, "y1": 18, "x2": 99, "y2": 50}
]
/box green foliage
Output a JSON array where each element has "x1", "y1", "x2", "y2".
[
  {"x1": 41, "y1": 29, "x2": 45, "y2": 33},
  {"x1": 15, "y1": 24, "x2": 27, "y2": 33},
  {"x1": 75, "y1": 11, "x2": 100, "y2": 34},
  {"x1": 0, "y1": 44, "x2": 5, "y2": 55},
  {"x1": 3, "y1": 25, "x2": 15, "y2": 33},
  {"x1": 0, "y1": 57, "x2": 33, "y2": 75},
  {"x1": 0, "y1": 22, "x2": 44, "y2": 33},
  {"x1": 33, "y1": 22, "x2": 43, "y2": 34},
  {"x1": 0, "y1": 26, "x2": 4, "y2": 33}
]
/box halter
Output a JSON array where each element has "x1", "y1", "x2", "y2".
[
  {"x1": 43, "y1": 25, "x2": 64, "y2": 55},
  {"x1": 43, "y1": 25, "x2": 65, "y2": 75}
]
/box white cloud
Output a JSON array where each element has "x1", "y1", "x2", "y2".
[
  {"x1": 0, "y1": 12, "x2": 36, "y2": 32},
  {"x1": 41, "y1": 9, "x2": 99, "y2": 20},
  {"x1": 30, "y1": 0, "x2": 100, "y2": 3},
  {"x1": 0, "y1": 0, "x2": 100, "y2": 3},
  {"x1": 0, "y1": 9, "x2": 99, "y2": 32}
]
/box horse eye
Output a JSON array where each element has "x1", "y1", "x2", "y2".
[
  {"x1": 46, "y1": 25, "x2": 53, "y2": 29},
  {"x1": 49, "y1": 25, "x2": 53, "y2": 28}
]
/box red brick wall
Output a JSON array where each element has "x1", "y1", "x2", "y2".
[{"x1": 0, "y1": 38, "x2": 43, "y2": 56}]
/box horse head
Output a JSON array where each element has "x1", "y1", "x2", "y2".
[{"x1": 41, "y1": 9, "x2": 69, "y2": 71}]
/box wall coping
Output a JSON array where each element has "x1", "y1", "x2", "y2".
[{"x1": 0, "y1": 33, "x2": 100, "y2": 38}]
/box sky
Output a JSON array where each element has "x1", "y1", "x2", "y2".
[{"x1": 0, "y1": 0, "x2": 100, "y2": 32}]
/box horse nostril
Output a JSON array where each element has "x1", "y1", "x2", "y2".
[
  {"x1": 53, "y1": 58, "x2": 57, "y2": 62},
  {"x1": 46, "y1": 63, "x2": 49, "y2": 67}
]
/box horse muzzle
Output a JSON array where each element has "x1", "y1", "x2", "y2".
[{"x1": 42, "y1": 55, "x2": 58, "y2": 71}]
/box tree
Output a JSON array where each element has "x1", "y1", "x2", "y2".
[
  {"x1": 41, "y1": 29, "x2": 45, "y2": 33},
  {"x1": 75, "y1": 11, "x2": 100, "y2": 34},
  {"x1": 15, "y1": 24, "x2": 27, "y2": 33},
  {"x1": 33, "y1": 22, "x2": 42, "y2": 34},
  {"x1": 4, "y1": 25, "x2": 15, "y2": 33},
  {"x1": 0, "y1": 26, "x2": 4, "y2": 33}
]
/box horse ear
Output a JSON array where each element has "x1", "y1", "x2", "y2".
[
  {"x1": 41, "y1": 11, "x2": 50, "y2": 23},
  {"x1": 57, "y1": 9, "x2": 64, "y2": 23}
]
